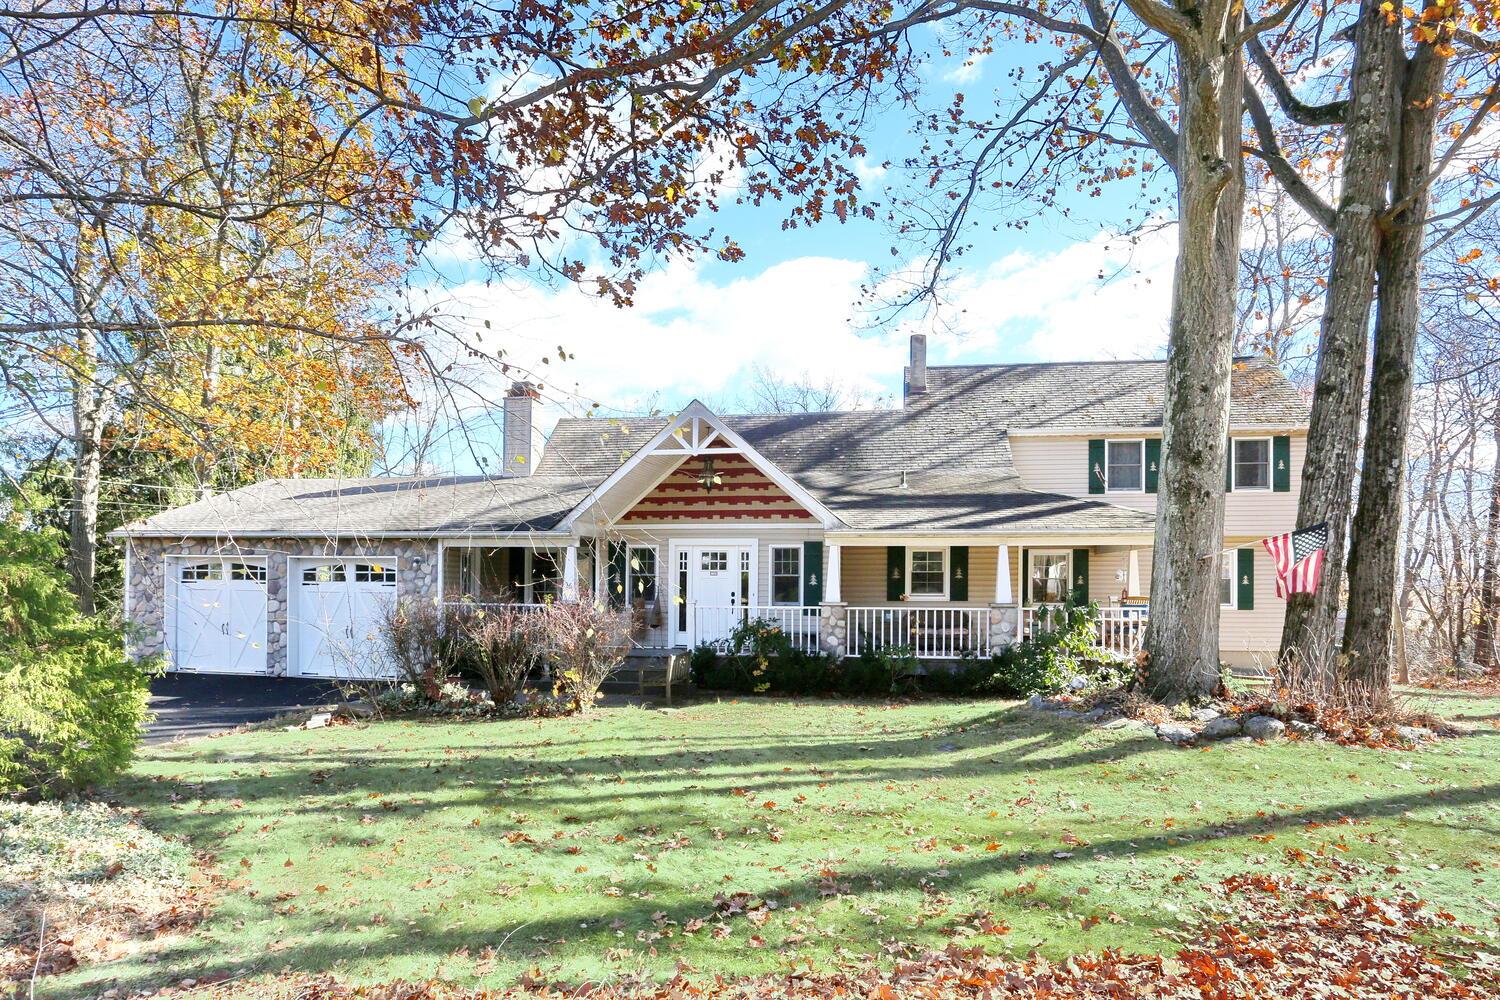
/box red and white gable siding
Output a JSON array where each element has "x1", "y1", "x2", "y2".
[{"x1": 619, "y1": 454, "x2": 817, "y2": 524}]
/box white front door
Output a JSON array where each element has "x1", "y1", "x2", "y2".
[
  {"x1": 170, "y1": 559, "x2": 268, "y2": 674},
  {"x1": 294, "y1": 559, "x2": 399, "y2": 678},
  {"x1": 677, "y1": 543, "x2": 755, "y2": 648}
]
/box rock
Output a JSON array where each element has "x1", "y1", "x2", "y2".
[
  {"x1": 1243, "y1": 716, "x2": 1286, "y2": 740},
  {"x1": 1026, "y1": 694, "x2": 1050, "y2": 709},
  {"x1": 305, "y1": 712, "x2": 332, "y2": 730},
  {"x1": 1102, "y1": 717, "x2": 1144, "y2": 731},
  {"x1": 1288, "y1": 720, "x2": 1321, "y2": 739},
  {"x1": 1220, "y1": 736, "x2": 1254, "y2": 746},
  {"x1": 1396, "y1": 725, "x2": 1433, "y2": 743},
  {"x1": 1054, "y1": 710, "x2": 1084, "y2": 720},
  {"x1": 936, "y1": 741, "x2": 960, "y2": 752},
  {"x1": 1083, "y1": 707, "x2": 1114, "y2": 723},
  {"x1": 1455, "y1": 659, "x2": 1483, "y2": 679},
  {"x1": 1068, "y1": 676, "x2": 1089, "y2": 691},
  {"x1": 1156, "y1": 722, "x2": 1196, "y2": 743},
  {"x1": 1200, "y1": 716, "x2": 1242, "y2": 740},
  {"x1": 1190, "y1": 707, "x2": 1221, "y2": 723}
]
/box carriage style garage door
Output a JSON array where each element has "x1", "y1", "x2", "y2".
[
  {"x1": 169, "y1": 558, "x2": 269, "y2": 674},
  {"x1": 292, "y1": 558, "x2": 399, "y2": 679}
]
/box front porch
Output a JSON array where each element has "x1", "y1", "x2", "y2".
[{"x1": 433, "y1": 538, "x2": 1150, "y2": 661}]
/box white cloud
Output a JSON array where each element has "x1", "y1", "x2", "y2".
[
  {"x1": 942, "y1": 51, "x2": 989, "y2": 84},
  {"x1": 921, "y1": 222, "x2": 1177, "y2": 362},
  {"x1": 395, "y1": 226, "x2": 1181, "y2": 471},
  {"x1": 423, "y1": 256, "x2": 908, "y2": 430}
]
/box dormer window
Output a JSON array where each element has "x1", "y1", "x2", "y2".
[{"x1": 1106, "y1": 439, "x2": 1145, "y2": 492}]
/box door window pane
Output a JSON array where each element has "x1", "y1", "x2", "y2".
[
  {"x1": 1029, "y1": 553, "x2": 1069, "y2": 604},
  {"x1": 1107, "y1": 440, "x2": 1144, "y2": 491},
  {"x1": 910, "y1": 550, "x2": 946, "y2": 596},
  {"x1": 701, "y1": 551, "x2": 727, "y2": 572},
  {"x1": 1234, "y1": 439, "x2": 1271, "y2": 489},
  {"x1": 771, "y1": 547, "x2": 801, "y2": 605},
  {"x1": 230, "y1": 562, "x2": 267, "y2": 583}
]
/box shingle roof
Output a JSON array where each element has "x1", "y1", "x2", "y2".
[
  {"x1": 118, "y1": 474, "x2": 597, "y2": 536},
  {"x1": 123, "y1": 356, "x2": 1300, "y2": 538},
  {"x1": 913, "y1": 356, "x2": 1309, "y2": 429}
]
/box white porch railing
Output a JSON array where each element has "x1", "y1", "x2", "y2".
[
  {"x1": 1023, "y1": 604, "x2": 1148, "y2": 660},
  {"x1": 443, "y1": 601, "x2": 549, "y2": 615},
  {"x1": 846, "y1": 606, "x2": 991, "y2": 659},
  {"x1": 691, "y1": 605, "x2": 822, "y2": 654}
]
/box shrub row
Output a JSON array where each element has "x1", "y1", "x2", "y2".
[
  {"x1": 690, "y1": 603, "x2": 1135, "y2": 699},
  {"x1": 372, "y1": 593, "x2": 634, "y2": 715}
]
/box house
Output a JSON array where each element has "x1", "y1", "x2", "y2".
[{"x1": 114, "y1": 336, "x2": 1310, "y2": 679}]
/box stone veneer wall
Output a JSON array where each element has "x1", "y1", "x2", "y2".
[{"x1": 125, "y1": 536, "x2": 440, "y2": 676}]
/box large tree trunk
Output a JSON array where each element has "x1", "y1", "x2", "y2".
[
  {"x1": 1144, "y1": 37, "x2": 1245, "y2": 703},
  {"x1": 1472, "y1": 405, "x2": 1500, "y2": 670},
  {"x1": 1341, "y1": 44, "x2": 1448, "y2": 695},
  {"x1": 1279, "y1": 0, "x2": 1401, "y2": 672}
]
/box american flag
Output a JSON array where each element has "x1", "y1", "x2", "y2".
[{"x1": 1262, "y1": 522, "x2": 1329, "y2": 598}]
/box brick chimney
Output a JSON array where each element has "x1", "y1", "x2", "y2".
[
  {"x1": 502, "y1": 381, "x2": 543, "y2": 476},
  {"x1": 906, "y1": 334, "x2": 927, "y2": 398}
]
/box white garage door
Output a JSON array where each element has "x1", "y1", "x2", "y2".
[
  {"x1": 293, "y1": 559, "x2": 398, "y2": 679},
  {"x1": 170, "y1": 559, "x2": 269, "y2": 674}
]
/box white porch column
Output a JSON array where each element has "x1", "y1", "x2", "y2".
[
  {"x1": 824, "y1": 544, "x2": 842, "y2": 603},
  {"x1": 994, "y1": 544, "x2": 1011, "y2": 604},
  {"x1": 563, "y1": 543, "x2": 579, "y2": 602},
  {"x1": 1126, "y1": 549, "x2": 1141, "y2": 597}
]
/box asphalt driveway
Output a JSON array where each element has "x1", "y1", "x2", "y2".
[{"x1": 145, "y1": 673, "x2": 347, "y2": 743}]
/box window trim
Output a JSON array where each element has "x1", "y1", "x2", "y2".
[
  {"x1": 1027, "y1": 549, "x2": 1073, "y2": 606},
  {"x1": 769, "y1": 544, "x2": 802, "y2": 606},
  {"x1": 626, "y1": 544, "x2": 659, "y2": 604},
  {"x1": 1104, "y1": 437, "x2": 1147, "y2": 494},
  {"x1": 1219, "y1": 550, "x2": 1235, "y2": 608},
  {"x1": 906, "y1": 546, "x2": 949, "y2": 601},
  {"x1": 1232, "y1": 436, "x2": 1273, "y2": 491}
]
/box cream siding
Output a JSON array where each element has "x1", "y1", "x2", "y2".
[{"x1": 1008, "y1": 433, "x2": 1306, "y2": 537}]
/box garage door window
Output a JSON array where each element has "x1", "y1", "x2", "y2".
[
  {"x1": 230, "y1": 562, "x2": 267, "y2": 582},
  {"x1": 353, "y1": 562, "x2": 396, "y2": 585},
  {"x1": 303, "y1": 564, "x2": 346, "y2": 584},
  {"x1": 180, "y1": 562, "x2": 222, "y2": 582}
]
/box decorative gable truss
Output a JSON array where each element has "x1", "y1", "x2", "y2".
[
  {"x1": 560, "y1": 401, "x2": 840, "y2": 530},
  {"x1": 623, "y1": 452, "x2": 815, "y2": 522}
]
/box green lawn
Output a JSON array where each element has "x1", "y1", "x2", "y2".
[{"x1": 56, "y1": 692, "x2": 1500, "y2": 996}]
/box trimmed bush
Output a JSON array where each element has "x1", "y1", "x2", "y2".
[
  {"x1": 0, "y1": 523, "x2": 159, "y2": 798},
  {"x1": 987, "y1": 602, "x2": 1120, "y2": 697}
]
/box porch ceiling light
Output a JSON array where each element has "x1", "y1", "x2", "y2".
[{"x1": 696, "y1": 457, "x2": 722, "y2": 493}]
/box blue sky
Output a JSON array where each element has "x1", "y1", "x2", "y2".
[{"x1": 393, "y1": 29, "x2": 1182, "y2": 474}]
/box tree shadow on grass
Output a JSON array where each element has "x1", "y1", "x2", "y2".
[{"x1": 66, "y1": 774, "x2": 1500, "y2": 1000}]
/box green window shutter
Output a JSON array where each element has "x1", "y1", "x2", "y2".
[
  {"x1": 1070, "y1": 548, "x2": 1089, "y2": 605},
  {"x1": 1144, "y1": 438, "x2": 1161, "y2": 494},
  {"x1": 607, "y1": 541, "x2": 627, "y2": 608},
  {"x1": 802, "y1": 540, "x2": 824, "y2": 608},
  {"x1": 1088, "y1": 439, "x2": 1106, "y2": 494},
  {"x1": 1225, "y1": 437, "x2": 1234, "y2": 492},
  {"x1": 886, "y1": 546, "x2": 905, "y2": 601},
  {"x1": 949, "y1": 546, "x2": 969, "y2": 602},
  {"x1": 1273, "y1": 436, "x2": 1292, "y2": 492},
  {"x1": 1020, "y1": 549, "x2": 1029, "y2": 607},
  {"x1": 507, "y1": 548, "x2": 526, "y2": 597},
  {"x1": 1237, "y1": 548, "x2": 1255, "y2": 610}
]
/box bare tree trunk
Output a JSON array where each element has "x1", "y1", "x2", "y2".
[
  {"x1": 1475, "y1": 404, "x2": 1500, "y2": 670},
  {"x1": 1145, "y1": 37, "x2": 1245, "y2": 703},
  {"x1": 1279, "y1": 0, "x2": 1400, "y2": 670},
  {"x1": 1341, "y1": 44, "x2": 1447, "y2": 694},
  {"x1": 68, "y1": 330, "x2": 105, "y2": 617}
]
